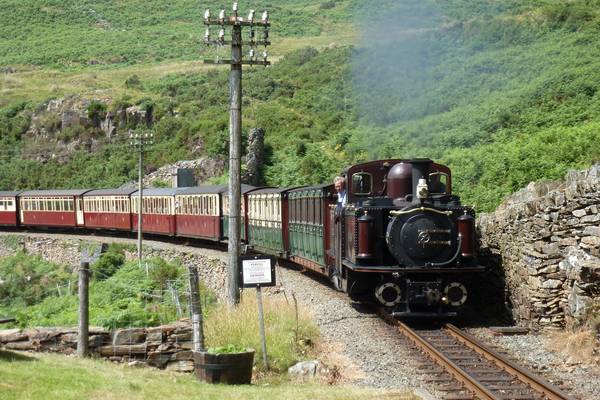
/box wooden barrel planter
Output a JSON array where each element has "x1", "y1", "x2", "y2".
[{"x1": 193, "y1": 350, "x2": 255, "y2": 385}]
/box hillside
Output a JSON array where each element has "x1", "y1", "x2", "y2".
[{"x1": 1, "y1": 0, "x2": 600, "y2": 211}]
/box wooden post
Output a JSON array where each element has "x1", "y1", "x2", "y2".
[
  {"x1": 227, "y1": 23, "x2": 243, "y2": 306},
  {"x1": 77, "y1": 261, "x2": 90, "y2": 357},
  {"x1": 256, "y1": 286, "x2": 268, "y2": 370},
  {"x1": 188, "y1": 265, "x2": 205, "y2": 352}
]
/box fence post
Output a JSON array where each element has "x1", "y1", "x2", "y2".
[
  {"x1": 77, "y1": 261, "x2": 90, "y2": 357},
  {"x1": 188, "y1": 265, "x2": 205, "y2": 352}
]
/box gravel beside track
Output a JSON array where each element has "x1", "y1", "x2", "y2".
[
  {"x1": 466, "y1": 328, "x2": 600, "y2": 400},
  {"x1": 276, "y1": 265, "x2": 437, "y2": 397}
]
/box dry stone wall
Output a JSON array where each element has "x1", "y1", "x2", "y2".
[
  {"x1": 478, "y1": 164, "x2": 600, "y2": 330},
  {"x1": 0, "y1": 322, "x2": 196, "y2": 372}
]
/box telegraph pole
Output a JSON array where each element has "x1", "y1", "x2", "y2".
[
  {"x1": 129, "y1": 129, "x2": 154, "y2": 272},
  {"x1": 203, "y1": 3, "x2": 271, "y2": 306}
]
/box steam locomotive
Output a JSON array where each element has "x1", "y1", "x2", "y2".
[
  {"x1": 0, "y1": 158, "x2": 484, "y2": 318},
  {"x1": 325, "y1": 158, "x2": 485, "y2": 317}
]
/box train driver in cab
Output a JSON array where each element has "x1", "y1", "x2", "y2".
[{"x1": 334, "y1": 176, "x2": 347, "y2": 210}]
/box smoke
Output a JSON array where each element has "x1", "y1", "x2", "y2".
[{"x1": 352, "y1": 1, "x2": 447, "y2": 127}]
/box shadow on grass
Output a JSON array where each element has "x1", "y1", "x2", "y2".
[{"x1": 0, "y1": 350, "x2": 37, "y2": 362}]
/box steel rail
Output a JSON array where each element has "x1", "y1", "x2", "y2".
[
  {"x1": 444, "y1": 324, "x2": 575, "y2": 400},
  {"x1": 378, "y1": 310, "x2": 498, "y2": 400}
]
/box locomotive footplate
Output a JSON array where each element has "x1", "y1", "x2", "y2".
[{"x1": 342, "y1": 261, "x2": 487, "y2": 274}]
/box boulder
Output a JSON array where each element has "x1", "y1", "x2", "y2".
[{"x1": 112, "y1": 328, "x2": 146, "y2": 345}]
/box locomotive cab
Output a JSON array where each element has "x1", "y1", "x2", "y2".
[{"x1": 329, "y1": 159, "x2": 485, "y2": 318}]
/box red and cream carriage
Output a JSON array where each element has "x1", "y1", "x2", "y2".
[
  {"x1": 0, "y1": 191, "x2": 21, "y2": 226},
  {"x1": 83, "y1": 189, "x2": 137, "y2": 231},
  {"x1": 131, "y1": 188, "x2": 180, "y2": 236},
  {"x1": 19, "y1": 190, "x2": 89, "y2": 228},
  {"x1": 175, "y1": 185, "x2": 227, "y2": 240}
]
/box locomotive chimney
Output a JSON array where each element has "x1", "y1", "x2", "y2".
[{"x1": 411, "y1": 159, "x2": 432, "y2": 202}]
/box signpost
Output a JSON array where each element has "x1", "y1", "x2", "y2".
[{"x1": 239, "y1": 255, "x2": 276, "y2": 369}]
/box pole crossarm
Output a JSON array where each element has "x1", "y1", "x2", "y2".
[
  {"x1": 203, "y1": 59, "x2": 271, "y2": 66},
  {"x1": 204, "y1": 18, "x2": 270, "y2": 28}
]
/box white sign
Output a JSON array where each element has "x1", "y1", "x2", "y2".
[{"x1": 242, "y1": 258, "x2": 272, "y2": 285}]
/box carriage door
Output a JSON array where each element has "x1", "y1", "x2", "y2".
[{"x1": 76, "y1": 197, "x2": 84, "y2": 226}]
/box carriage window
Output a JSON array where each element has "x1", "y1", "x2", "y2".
[
  {"x1": 315, "y1": 196, "x2": 322, "y2": 225},
  {"x1": 352, "y1": 172, "x2": 373, "y2": 196},
  {"x1": 308, "y1": 196, "x2": 315, "y2": 224},
  {"x1": 429, "y1": 172, "x2": 449, "y2": 194}
]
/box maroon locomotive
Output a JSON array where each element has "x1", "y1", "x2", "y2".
[{"x1": 327, "y1": 159, "x2": 484, "y2": 317}]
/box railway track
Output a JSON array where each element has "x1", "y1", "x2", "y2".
[{"x1": 378, "y1": 310, "x2": 576, "y2": 400}]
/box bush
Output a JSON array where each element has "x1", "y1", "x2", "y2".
[
  {"x1": 87, "y1": 100, "x2": 107, "y2": 127},
  {"x1": 91, "y1": 245, "x2": 126, "y2": 281},
  {"x1": 124, "y1": 74, "x2": 142, "y2": 89}
]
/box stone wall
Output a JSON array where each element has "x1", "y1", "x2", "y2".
[
  {"x1": 478, "y1": 164, "x2": 600, "y2": 330},
  {"x1": 0, "y1": 322, "x2": 196, "y2": 372}
]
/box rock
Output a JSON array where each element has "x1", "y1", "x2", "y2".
[
  {"x1": 171, "y1": 350, "x2": 192, "y2": 361},
  {"x1": 127, "y1": 360, "x2": 147, "y2": 368},
  {"x1": 0, "y1": 329, "x2": 27, "y2": 343},
  {"x1": 572, "y1": 209, "x2": 587, "y2": 218},
  {"x1": 112, "y1": 328, "x2": 146, "y2": 345},
  {"x1": 166, "y1": 360, "x2": 194, "y2": 373},
  {"x1": 583, "y1": 226, "x2": 600, "y2": 236},
  {"x1": 288, "y1": 360, "x2": 320, "y2": 378},
  {"x1": 97, "y1": 344, "x2": 147, "y2": 356},
  {"x1": 147, "y1": 351, "x2": 173, "y2": 368},
  {"x1": 4, "y1": 341, "x2": 38, "y2": 351}
]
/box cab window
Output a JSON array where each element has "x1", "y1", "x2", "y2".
[
  {"x1": 352, "y1": 172, "x2": 372, "y2": 196},
  {"x1": 429, "y1": 172, "x2": 449, "y2": 194}
]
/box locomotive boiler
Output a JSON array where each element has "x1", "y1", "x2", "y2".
[{"x1": 329, "y1": 159, "x2": 485, "y2": 317}]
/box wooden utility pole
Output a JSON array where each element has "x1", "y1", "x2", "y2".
[
  {"x1": 203, "y1": 3, "x2": 271, "y2": 306},
  {"x1": 129, "y1": 129, "x2": 153, "y2": 273},
  {"x1": 77, "y1": 261, "x2": 90, "y2": 357},
  {"x1": 188, "y1": 265, "x2": 205, "y2": 352}
]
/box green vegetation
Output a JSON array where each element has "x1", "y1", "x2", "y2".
[
  {"x1": 0, "y1": 247, "x2": 193, "y2": 329},
  {"x1": 205, "y1": 292, "x2": 319, "y2": 373},
  {"x1": 0, "y1": 250, "x2": 319, "y2": 374},
  {"x1": 2, "y1": 0, "x2": 600, "y2": 212},
  {"x1": 0, "y1": 351, "x2": 417, "y2": 400}
]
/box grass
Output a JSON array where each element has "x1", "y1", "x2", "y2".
[
  {"x1": 205, "y1": 291, "x2": 319, "y2": 373},
  {"x1": 547, "y1": 329, "x2": 600, "y2": 366},
  {"x1": 0, "y1": 350, "x2": 418, "y2": 400},
  {"x1": 0, "y1": 26, "x2": 355, "y2": 107}
]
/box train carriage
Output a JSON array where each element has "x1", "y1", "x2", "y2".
[
  {"x1": 222, "y1": 184, "x2": 259, "y2": 242},
  {"x1": 246, "y1": 187, "x2": 300, "y2": 256},
  {"x1": 288, "y1": 184, "x2": 335, "y2": 274},
  {"x1": 0, "y1": 191, "x2": 21, "y2": 226},
  {"x1": 83, "y1": 189, "x2": 137, "y2": 231},
  {"x1": 131, "y1": 188, "x2": 180, "y2": 236},
  {"x1": 19, "y1": 190, "x2": 90, "y2": 228},
  {"x1": 175, "y1": 186, "x2": 226, "y2": 241}
]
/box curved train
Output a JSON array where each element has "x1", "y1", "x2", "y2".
[{"x1": 0, "y1": 158, "x2": 485, "y2": 318}]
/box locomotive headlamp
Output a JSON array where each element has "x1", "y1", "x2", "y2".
[{"x1": 416, "y1": 178, "x2": 429, "y2": 200}]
